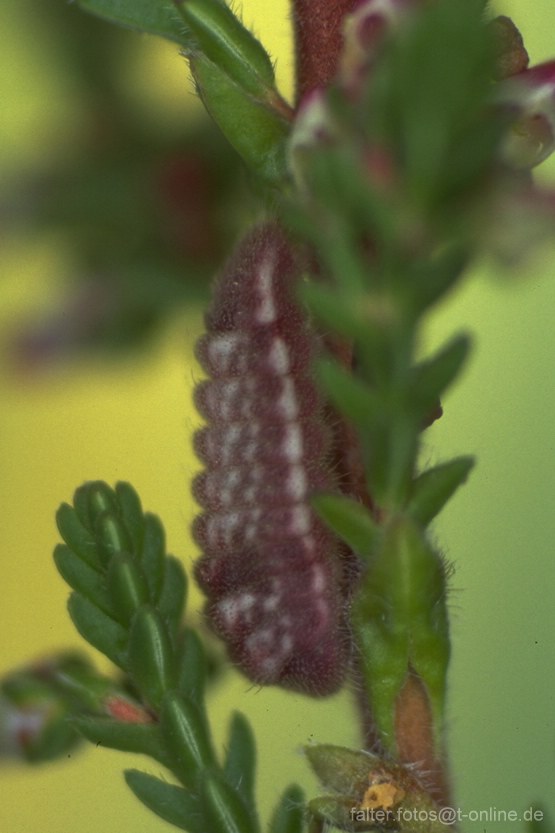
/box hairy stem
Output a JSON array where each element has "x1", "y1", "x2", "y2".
[{"x1": 291, "y1": 0, "x2": 357, "y2": 101}]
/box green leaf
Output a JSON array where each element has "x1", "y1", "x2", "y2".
[
  {"x1": 408, "y1": 246, "x2": 470, "y2": 314},
  {"x1": 176, "y1": 628, "x2": 207, "y2": 702},
  {"x1": 67, "y1": 593, "x2": 128, "y2": 668},
  {"x1": 107, "y1": 553, "x2": 150, "y2": 625},
  {"x1": 76, "y1": 0, "x2": 192, "y2": 47},
  {"x1": 189, "y1": 55, "x2": 289, "y2": 185},
  {"x1": 408, "y1": 456, "x2": 475, "y2": 526},
  {"x1": 223, "y1": 712, "x2": 257, "y2": 809},
  {"x1": 72, "y1": 483, "x2": 94, "y2": 528},
  {"x1": 56, "y1": 504, "x2": 99, "y2": 569},
  {"x1": 299, "y1": 283, "x2": 367, "y2": 341},
  {"x1": 160, "y1": 691, "x2": 216, "y2": 786},
  {"x1": 372, "y1": 0, "x2": 495, "y2": 209},
  {"x1": 128, "y1": 607, "x2": 176, "y2": 709},
  {"x1": 72, "y1": 716, "x2": 169, "y2": 765},
  {"x1": 315, "y1": 359, "x2": 381, "y2": 427},
  {"x1": 95, "y1": 511, "x2": 134, "y2": 566},
  {"x1": 293, "y1": 143, "x2": 394, "y2": 256},
  {"x1": 86, "y1": 482, "x2": 120, "y2": 526},
  {"x1": 115, "y1": 482, "x2": 145, "y2": 555},
  {"x1": 158, "y1": 556, "x2": 187, "y2": 634},
  {"x1": 174, "y1": 0, "x2": 275, "y2": 97},
  {"x1": 140, "y1": 513, "x2": 167, "y2": 601},
  {"x1": 125, "y1": 770, "x2": 204, "y2": 833},
  {"x1": 311, "y1": 494, "x2": 378, "y2": 557},
  {"x1": 54, "y1": 544, "x2": 114, "y2": 616},
  {"x1": 411, "y1": 334, "x2": 471, "y2": 416},
  {"x1": 201, "y1": 770, "x2": 259, "y2": 833},
  {"x1": 269, "y1": 785, "x2": 306, "y2": 833}
]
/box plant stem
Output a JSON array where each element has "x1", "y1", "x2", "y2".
[{"x1": 291, "y1": 0, "x2": 357, "y2": 101}]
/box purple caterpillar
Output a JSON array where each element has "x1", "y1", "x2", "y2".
[{"x1": 192, "y1": 222, "x2": 347, "y2": 696}]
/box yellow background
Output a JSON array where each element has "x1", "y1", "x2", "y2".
[{"x1": 1, "y1": 1, "x2": 555, "y2": 831}]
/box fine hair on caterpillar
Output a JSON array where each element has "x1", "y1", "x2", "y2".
[{"x1": 192, "y1": 221, "x2": 348, "y2": 696}]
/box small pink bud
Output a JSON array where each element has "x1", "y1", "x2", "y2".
[
  {"x1": 497, "y1": 61, "x2": 555, "y2": 168},
  {"x1": 340, "y1": 0, "x2": 416, "y2": 93}
]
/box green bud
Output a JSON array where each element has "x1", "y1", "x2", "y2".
[
  {"x1": 305, "y1": 745, "x2": 379, "y2": 796},
  {"x1": 107, "y1": 553, "x2": 150, "y2": 624},
  {"x1": 128, "y1": 607, "x2": 175, "y2": 709},
  {"x1": 307, "y1": 744, "x2": 444, "y2": 832},
  {"x1": 160, "y1": 691, "x2": 216, "y2": 785}
]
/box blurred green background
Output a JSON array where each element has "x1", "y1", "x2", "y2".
[{"x1": 1, "y1": 1, "x2": 554, "y2": 831}]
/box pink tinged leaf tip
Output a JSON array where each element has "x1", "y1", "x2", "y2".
[{"x1": 192, "y1": 223, "x2": 347, "y2": 696}]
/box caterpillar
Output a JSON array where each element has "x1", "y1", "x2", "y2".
[{"x1": 192, "y1": 222, "x2": 347, "y2": 696}]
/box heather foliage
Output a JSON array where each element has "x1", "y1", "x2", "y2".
[{"x1": 2, "y1": 0, "x2": 555, "y2": 831}]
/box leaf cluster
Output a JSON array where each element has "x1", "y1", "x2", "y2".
[
  {"x1": 55, "y1": 481, "x2": 304, "y2": 833},
  {"x1": 283, "y1": 0, "x2": 506, "y2": 753},
  {"x1": 289, "y1": 0, "x2": 502, "y2": 519}
]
